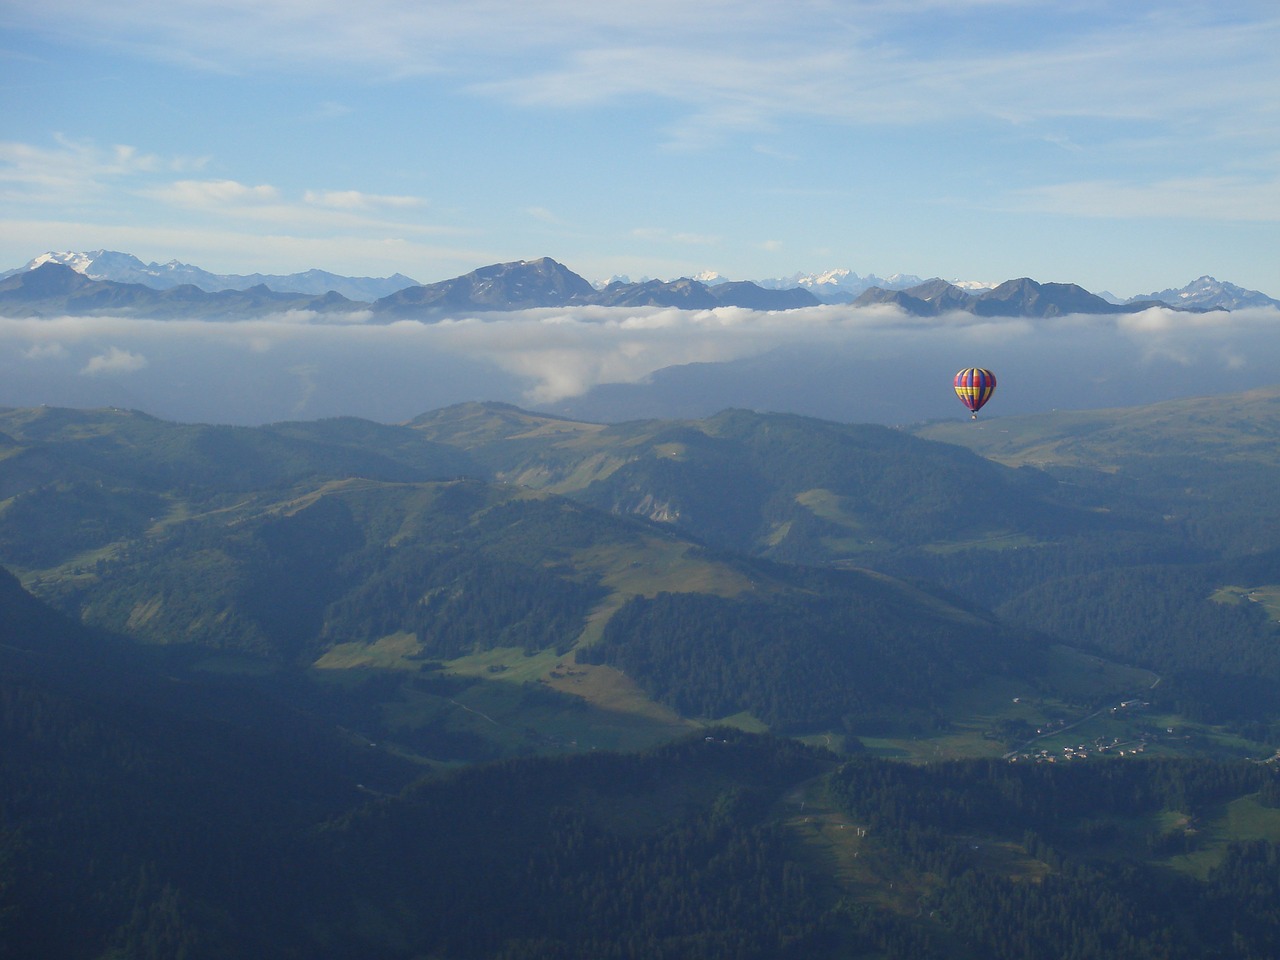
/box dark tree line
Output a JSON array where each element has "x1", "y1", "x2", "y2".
[
  {"x1": 581, "y1": 576, "x2": 1036, "y2": 731},
  {"x1": 823, "y1": 756, "x2": 1280, "y2": 959}
]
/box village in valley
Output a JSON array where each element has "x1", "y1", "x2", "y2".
[{"x1": 1003, "y1": 696, "x2": 1188, "y2": 763}]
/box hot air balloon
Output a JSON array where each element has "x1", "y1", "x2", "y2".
[{"x1": 954, "y1": 368, "x2": 996, "y2": 419}]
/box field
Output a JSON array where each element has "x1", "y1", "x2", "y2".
[{"x1": 1159, "y1": 793, "x2": 1280, "y2": 879}]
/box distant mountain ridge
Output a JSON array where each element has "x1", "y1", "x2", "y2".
[
  {"x1": 759, "y1": 267, "x2": 943, "y2": 302},
  {"x1": 370, "y1": 256, "x2": 597, "y2": 313},
  {"x1": 2, "y1": 250, "x2": 1277, "y2": 319},
  {"x1": 1138, "y1": 275, "x2": 1279, "y2": 311},
  {"x1": 2, "y1": 249, "x2": 419, "y2": 300},
  {"x1": 0, "y1": 261, "x2": 363, "y2": 319},
  {"x1": 358, "y1": 257, "x2": 822, "y2": 316},
  {"x1": 853, "y1": 277, "x2": 1176, "y2": 317},
  {"x1": 0, "y1": 259, "x2": 824, "y2": 319}
]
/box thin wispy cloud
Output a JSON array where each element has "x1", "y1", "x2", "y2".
[
  {"x1": 303, "y1": 190, "x2": 425, "y2": 211},
  {"x1": 630, "y1": 228, "x2": 721, "y2": 247},
  {"x1": 1009, "y1": 175, "x2": 1280, "y2": 222},
  {"x1": 132, "y1": 177, "x2": 448, "y2": 236},
  {"x1": 0, "y1": 137, "x2": 164, "y2": 203},
  {"x1": 309, "y1": 101, "x2": 354, "y2": 121},
  {"x1": 0, "y1": 215, "x2": 488, "y2": 280},
  {"x1": 149, "y1": 179, "x2": 280, "y2": 207},
  {"x1": 14, "y1": 2, "x2": 1277, "y2": 136},
  {"x1": 1, "y1": 140, "x2": 437, "y2": 240},
  {"x1": 523, "y1": 207, "x2": 563, "y2": 225}
]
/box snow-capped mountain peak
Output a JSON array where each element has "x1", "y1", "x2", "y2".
[
  {"x1": 796, "y1": 268, "x2": 857, "y2": 287},
  {"x1": 1135, "y1": 276, "x2": 1279, "y2": 311},
  {"x1": 24, "y1": 251, "x2": 101, "y2": 275}
]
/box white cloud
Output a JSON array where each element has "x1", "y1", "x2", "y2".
[
  {"x1": 148, "y1": 179, "x2": 280, "y2": 208},
  {"x1": 303, "y1": 189, "x2": 424, "y2": 210},
  {"x1": 80, "y1": 346, "x2": 148, "y2": 376},
  {"x1": 4, "y1": 300, "x2": 1280, "y2": 423},
  {"x1": 130, "y1": 178, "x2": 445, "y2": 234},
  {"x1": 0, "y1": 136, "x2": 166, "y2": 204},
  {"x1": 0, "y1": 136, "x2": 447, "y2": 257}
]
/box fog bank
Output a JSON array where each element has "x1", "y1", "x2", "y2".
[{"x1": 3, "y1": 303, "x2": 1277, "y2": 425}]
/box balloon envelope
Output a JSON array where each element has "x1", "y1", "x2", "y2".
[{"x1": 954, "y1": 368, "x2": 996, "y2": 416}]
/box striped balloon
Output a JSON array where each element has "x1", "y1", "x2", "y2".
[{"x1": 953, "y1": 368, "x2": 997, "y2": 419}]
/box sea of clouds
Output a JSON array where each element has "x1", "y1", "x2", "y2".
[{"x1": 2, "y1": 303, "x2": 1278, "y2": 426}]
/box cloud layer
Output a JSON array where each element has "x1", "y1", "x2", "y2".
[{"x1": 3, "y1": 303, "x2": 1277, "y2": 425}]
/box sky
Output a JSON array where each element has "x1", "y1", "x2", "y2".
[{"x1": 3, "y1": 0, "x2": 1279, "y2": 298}]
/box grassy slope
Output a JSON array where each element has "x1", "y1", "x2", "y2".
[
  {"x1": 410, "y1": 402, "x2": 1096, "y2": 561},
  {"x1": 911, "y1": 386, "x2": 1280, "y2": 556},
  {"x1": 911, "y1": 385, "x2": 1280, "y2": 471}
]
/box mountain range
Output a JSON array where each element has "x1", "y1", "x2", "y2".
[
  {"x1": 0, "y1": 260, "x2": 364, "y2": 320},
  {"x1": 0, "y1": 251, "x2": 957, "y2": 303},
  {"x1": 1140, "y1": 275, "x2": 1280, "y2": 311},
  {"x1": 3, "y1": 253, "x2": 1277, "y2": 320},
  {"x1": 5, "y1": 249, "x2": 1274, "y2": 317},
  {"x1": 755, "y1": 266, "x2": 997, "y2": 302},
  {"x1": 0, "y1": 258, "x2": 822, "y2": 319},
  {"x1": 852, "y1": 276, "x2": 1171, "y2": 317},
  {"x1": 1, "y1": 249, "x2": 419, "y2": 301}
]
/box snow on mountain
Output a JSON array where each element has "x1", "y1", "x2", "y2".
[
  {"x1": 754, "y1": 269, "x2": 993, "y2": 303},
  {"x1": 757, "y1": 268, "x2": 862, "y2": 294},
  {"x1": 4, "y1": 251, "x2": 1274, "y2": 312},
  {"x1": 593, "y1": 274, "x2": 636, "y2": 289},
  {"x1": 876, "y1": 273, "x2": 926, "y2": 289},
  {"x1": 1, "y1": 250, "x2": 419, "y2": 301},
  {"x1": 21, "y1": 251, "x2": 101, "y2": 275},
  {"x1": 1133, "y1": 276, "x2": 1280, "y2": 311},
  {"x1": 593, "y1": 270, "x2": 729, "y2": 289},
  {"x1": 948, "y1": 278, "x2": 998, "y2": 292}
]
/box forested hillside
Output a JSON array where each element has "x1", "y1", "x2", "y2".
[
  {"x1": 6, "y1": 390, "x2": 1280, "y2": 957},
  {"x1": 408, "y1": 397, "x2": 1280, "y2": 727},
  {"x1": 906, "y1": 389, "x2": 1280, "y2": 724},
  {"x1": 0, "y1": 568, "x2": 416, "y2": 958},
  {"x1": 581, "y1": 564, "x2": 1034, "y2": 731},
  {"x1": 4, "y1": 396, "x2": 1280, "y2": 744}
]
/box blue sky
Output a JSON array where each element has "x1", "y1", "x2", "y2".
[{"x1": 3, "y1": 0, "x2": 1278, "y2": 297}]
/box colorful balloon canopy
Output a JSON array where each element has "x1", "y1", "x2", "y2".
[{"x1": 953, "y1": 368, "x2": 997, "y2": 419}]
